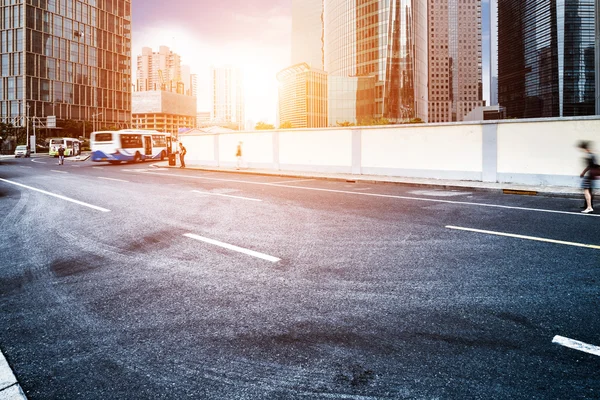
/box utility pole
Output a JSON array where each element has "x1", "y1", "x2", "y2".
[{"x1": 26, "y1": 103, "x2": 30, "y2": 150}]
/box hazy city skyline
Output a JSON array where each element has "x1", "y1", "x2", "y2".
[{"x1": 132, "y1": 0, "x2": 291, "y2": 125}]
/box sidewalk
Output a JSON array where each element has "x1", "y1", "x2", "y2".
[{"x1": 152, "y1": 161, "x2": 591, "y2": 198}]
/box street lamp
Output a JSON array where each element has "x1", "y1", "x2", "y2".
[{"x1": 26, "y1": 103, "x2": 30, "y2": 151}]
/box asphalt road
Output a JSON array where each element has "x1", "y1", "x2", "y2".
[{"x1": 0, "y1": 155, "x2": 599, "y2": 399}]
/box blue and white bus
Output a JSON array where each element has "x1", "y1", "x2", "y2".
[{"x1": 90, "y1": 129, "x2": 171, "y2": 164}]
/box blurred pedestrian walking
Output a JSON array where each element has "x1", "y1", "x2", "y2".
[
  {"x1": 578, "y1": 141, "x2": 599, "y2": 213},
  {"x1": 236, "y1": 141, "x2": 243, "y2": 170}
]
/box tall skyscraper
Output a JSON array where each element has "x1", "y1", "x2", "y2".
[
  {"x1": 498, "y1": 0, "x2": 596, "y2": 118},
  {"x1": 211, "y1": 66, "x2": 245, "y2": 130},
  {"x1": 428, "y1": 0, "x2": 484, "y2": 123},
  {"x1": 324, "y1": 0, "x2": 429, "y2": 123},
  {"x1": 0, "y1": 0, "x2": 132, "y2": 129},
  {"x1": 136, "y1": 46, "x2": 191, "y2": 94},
  {"x1": 291, "y1": 0, "x2": 324, "y2": 69}
]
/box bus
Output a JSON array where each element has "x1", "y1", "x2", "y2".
[
  {"x1": 49, "y1": 137, "x2": 81, "y2": 157},
  {"x1": 90, "y1": 129, "x2": 171, "y2": 164}
]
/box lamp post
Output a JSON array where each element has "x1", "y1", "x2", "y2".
[{"x1": 26, "y1": 103, "x2": 30, "y2": 151}]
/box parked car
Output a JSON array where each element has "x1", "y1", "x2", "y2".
[{"x1": 14, "y1": 145, "x2": 30, "y2": 158}]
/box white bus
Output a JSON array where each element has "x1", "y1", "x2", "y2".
[
  {"x1": 90, "y1": 129, "x2": 170, "y2": 164},
  {"x1": 49, "y1": 137, "x2": 81, "y2": 157}
]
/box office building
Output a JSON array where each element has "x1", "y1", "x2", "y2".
[
  {"x1": 0, "y1": 0, "x2": 132, "y2": 130},
  {"x1": 428, "y1": 0, "x2": 484, "y2": 122},
  {"x1": 136, "y1": 46, "x2": 194, "y2": 94},
  {"x1": 277, "y1": 63, "x2": 328, "y2": 128},
  {"x1": 132, "y1": 91, "x2": 196, "y2": 135},
  {"x1": 498, "y1": 0, "x2": 596, "y2": 118},
  {"x1": 211, "y1": 66, "x2": 245, "y2": 130},
  {"x1": 323, "y1": 0, "x2": 429, "y2": 123},
  {"x1": 196, "y1": 111, "x2": 211, "y2": 127},
  {"x1": 291, "y1": 0, "x2": 324, "y2": 70}
]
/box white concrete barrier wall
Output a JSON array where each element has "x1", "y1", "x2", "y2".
[
  {"x1": 497, "y1": 119, "x2": 600, "y2": 186},
  {"x1": 361, "y1": 124, "x2": 483, "y2": 180},
  {"x1": 219, "y1": 132, "x2": 273, "y2": 168},
  {"x1": 279, "y1": 129, "x2": 353, "y2": 172},
  {"x1": 180, "y1": 135, "x2": 216, "y2": 166},
  {"x1": 179, "y1": 117, "x2": 600, "y2": 188}
]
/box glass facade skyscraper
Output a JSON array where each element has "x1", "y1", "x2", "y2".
[
  {"x1": 0, "y1": 0, "x2": 132, "y2": 128},
  {"x1": 323, "y1": 0, "x2": 429, "y2": 123},
  {"x1": 498, "y1": 0, "x2": 596, "y2": 118}
]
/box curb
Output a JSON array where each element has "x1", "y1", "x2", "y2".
[{"x1": 151, "y1": 163, "x2": 587, "y2": 199}]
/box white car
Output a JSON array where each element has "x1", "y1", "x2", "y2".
[{"x1": 14, "y1": 145, "x2": 30, "y2": 158}]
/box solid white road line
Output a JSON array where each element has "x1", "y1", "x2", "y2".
[
  {"x1": 92, "y1": 167, "x2": 104, "y2": 169},
  {"x1": 0, "y1": 348, "x2": 28, "y2": 399},
  {"x1": 270, "y1": 178, "x2": 316, "y2": 184},
  {"x1": 132, "y1": 170, "x2": 600, "y2": 218},
  {"x1": 446, "y1": 225, "x2": 600, "y2": 250},
  {"x1": 191, "y1": 190, "x2": 261, "y2": 202},
  {"x1": 184, "y1": 233, "x2": 280, "y2": 263},
  {"x1": 0, "y1": 178, "x2": 110, "y2": 213},
  {"x1": 552, "y1": 335, "x2": 600, "y2": 357},
  {"x1": 98, "y1": 177, "x2": 129, "y2": 183},
  {"x1": 50, "y1": 169, "x2": 68, "y2": 174},
  {"x1": 19, "y1": 166, "x2": 32, "y2": 169}
]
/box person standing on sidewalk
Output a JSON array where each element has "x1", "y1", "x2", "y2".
[
  {"x1": 236, "y1": 141, "x2": 243, "y2": 170},
  {"x1": 178, "y1": 142, "x2": 186, "y2": 168},
  {"x1": 578, "y1": 141, "x2": 599, "y2": 213},
  {"x1": 58, "y1": 145, "x2": 65, "y2": 165}
]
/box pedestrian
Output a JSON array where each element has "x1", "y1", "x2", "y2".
[
  {"x1": 179, "y1": 142, "x2": 186, "y2": 168},
  {"x1": 236, "y1": 141, "x2": 243, "y2": 170},
  {"x1": 578, "y1": 140, "x2": 599, "y2": 213},
  {"x1": 58, "y1": 145, "x2": 65, "y2": 165}
]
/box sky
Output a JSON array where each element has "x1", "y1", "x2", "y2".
[
  {"x1": 132, "y1": 1, "x2": 493, "y2": 124},
  {"x1": 132, "y1": 0, "x2": 292, "y2": 126}
]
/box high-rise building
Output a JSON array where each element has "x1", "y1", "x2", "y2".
[
  {"x1": 428, "y1": 0, "x2": 484, "y2": 123},
  {"x1": 133, "y1": 46, "x2": 197, "y2": 134},
  {"x1": 211, "y1": 66, "x2": 245, "y2": 130},
  {"x1": 489, "y1": 0, "x2": 498, "y2": 106},
  {"x1": 277, "y1": 63, "x2": 328, "y2": 128},
  {"x1": 136, "y1": 46, "x2": 192, "y2": 94},
  {"x1": 0, "y1": 0, "x2": 132, "y2": 130},
  {"x1": 498, "y1": 0, "x2": 596, "y2": 118},
  {"x1": 291, "y1": 0, "x2": 324, "y2": 69},
  {"x1": 323, "y1": 0, "x2": 429, "y2": 123}
]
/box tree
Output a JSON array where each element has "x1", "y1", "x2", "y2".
[
  {"x1": 358, "y1": 117, "x2": 391, "y2": 126},
  {"x1": 279, "y1": 121, "x2": 293, "y2": 129},
  {"x1": 255, "y1": 121, "x2": 275, "y2": 130},
  {"x1": 407, "y1": 118, "x2": 424, "y2": 124},
  {"x1": 336, "y1": 121, "x2": 355, "y2": 127}
]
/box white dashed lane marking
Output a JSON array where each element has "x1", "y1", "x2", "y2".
[
  {"x1": 98, "y1": 177, "x2": 129, "y2": 183},
  {"x1": 0, "y1": 348, "x2": 28, "y2": 399},
  {"x1": 446, "y1": 225, "x2": 600, "y2": 250},
  {"x1": 191, "y1": 190, "x2": 261, "y2": 202},
  {"x1": 0, "y1": 178, "x2": 110, "y2": 213},
  {"x1": 184, "y1": 233, "x2": 280, "y2": 263},
  {"x1": 552, "y1": 335, "x2": 600, "y2": 357}
]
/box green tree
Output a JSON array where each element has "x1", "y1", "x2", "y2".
[
  {"x1": 407, "y1": 118, "x2": 424, "y2": 124},
  {"x1": 255, "y1": 121, "x2": 275, "y2": 130},
  {"x1": 335, "y1": 121, "x2": 356, "y2": 127},
  {"x1": 358, "y1": 117, "x2": 391, "y2": 126},
  {"x1": 279, "y1": 121, "x2": 293, "y2": 129}
]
